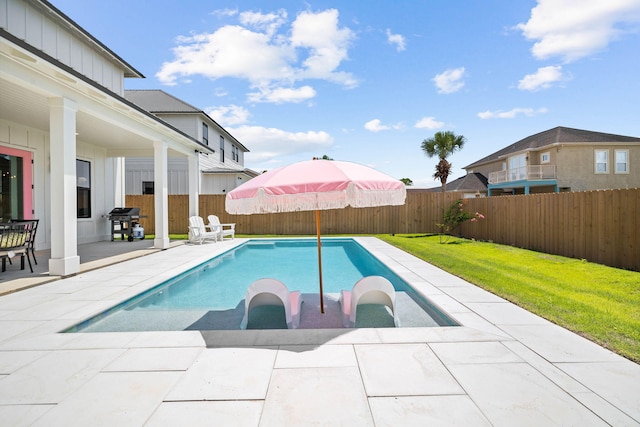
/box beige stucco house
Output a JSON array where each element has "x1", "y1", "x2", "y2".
[
  {"x1": 123, "y1": 90, "x2": 258, "y2": 195},
  {"x1": 1, "y1": 0, "x2": 210, "y2": 275},
  {"x1": 464, "y1": 127, "x2": 640, "y2": 196}
]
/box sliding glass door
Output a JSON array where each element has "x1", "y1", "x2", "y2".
[{"x1": 0, "y1": 147, "x2": 33, "y2": 221}]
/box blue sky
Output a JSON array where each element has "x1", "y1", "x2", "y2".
[{"x1": 53, "y1": 0, "x2": 640, "y2": 187}]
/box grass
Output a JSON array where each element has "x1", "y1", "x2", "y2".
[{"x1": 377, "y1": 233, "x2": 640, "y2": 363}]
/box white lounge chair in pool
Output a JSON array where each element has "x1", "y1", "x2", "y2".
[
  {"x1": 340, "y1": 276, "x2": 399, "y2": 327},
  {"x1": 241, "y1": 278, "x2": 303, "y2": 329},
  {"x1": 207, "y1": 215, "x2": 235, "y2": 241},
  {"x1": 188, "y1": 216, "x2": 219, "y2": 244}
]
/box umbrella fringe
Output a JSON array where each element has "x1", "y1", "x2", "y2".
[{"x1": 226, "y1": 187, "x2": 406, "y2": 214}]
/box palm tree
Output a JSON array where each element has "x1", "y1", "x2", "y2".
[{"x1": 421, "y1": 131, "x2": 466, "y2": 192}]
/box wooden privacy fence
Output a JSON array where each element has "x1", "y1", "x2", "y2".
[{"x1": 127, "y1": 187, "x2": 639, "y2": 271}]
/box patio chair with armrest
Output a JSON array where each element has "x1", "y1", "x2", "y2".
[
  {"x1": 9, "y1": 219, "x2": 39, "y2": 267},
  {"x1": 207, "y1": 215, "x2": 235, "y2": 240},
  {"x1": 0, "y1": 222, "x2": 32, "y2": 273},
  {"x1": 188, "y1": 216, "x2": 219, "y2": 244}
]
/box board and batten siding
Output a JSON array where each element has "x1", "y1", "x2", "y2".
[{"x1": 1, "y1": 0, "x2": 126, "y2": 94}]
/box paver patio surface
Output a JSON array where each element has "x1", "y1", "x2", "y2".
[{"x1": 0, "y1": 237, "x2": 638, "y2": 426}]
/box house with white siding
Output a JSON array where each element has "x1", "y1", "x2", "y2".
[
  {"x1": 1, "y1": 0, "x2": 209, "y2": 275},
  {"x1": 124, "y1": 90, "x2": 257, "y2": 195}
]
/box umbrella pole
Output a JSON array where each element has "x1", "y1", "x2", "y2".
[{"x1": 316, "y1": 209, "x2": 324, "y2": 313}]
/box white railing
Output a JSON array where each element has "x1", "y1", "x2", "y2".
[{"x1": 489, "y1": 165, "x2": 556, "y2": 184}]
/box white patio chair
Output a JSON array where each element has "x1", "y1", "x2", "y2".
[
  {"x1": 207, "y1": 215, "x2": 235, "y2": 240},
  {"x1": 241, "y1": 278, "x2": 303, "y2": 329},
  {"x1": 340, "y1": 275, "x2": 399, "y2": 327},
  {"x1": 188, "y1": 216, "x2": 219, "y2": 244}
]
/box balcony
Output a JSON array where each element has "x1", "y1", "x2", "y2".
[{"x1": 489, "y1": 165, "x2": 557, "y2": 184}]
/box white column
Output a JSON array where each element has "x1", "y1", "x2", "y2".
[
  {"x1": 113, "y1": 157, "x2": 126, "y2": 207},
  {"x1": 188, "y1": 152, "x2": 200, "y2": 217},
  {"x1": 153, "y1": 140, "x2": 170, "y2": 249},
  {"x1": 48, "y1": 97, "x2": 80, "y2": 276}
]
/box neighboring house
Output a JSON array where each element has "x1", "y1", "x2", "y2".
[
  {"x1": 423, "y1": 173, "x2": 488, "y2": 198},
  {"x1": 123, "y1": 90, "x2": 258, "y2": 195},
  {"x1": 464, "y1": 126, "x2": 640, "y2": 196},
  {"x1": 1, "y1": 0, "x2": 210, "y2": 275}
]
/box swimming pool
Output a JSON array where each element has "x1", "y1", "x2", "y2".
[{"x1": 66, "y1": 238, "x2": 458, "y2": 332}]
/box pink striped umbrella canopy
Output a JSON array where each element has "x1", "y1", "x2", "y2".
[{"x1": 225, "y1": 159, "x2": 406, "y2": 314}]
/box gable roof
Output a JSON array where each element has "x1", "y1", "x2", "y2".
[
  {"x1": 465, "y1": 126, "x2": 640, "y2": 169},
  {"x1": 124, "y1": 89, "x2": 201, "y2": 113},
  {"x1": 124, "y1": 89, "x2": 249, "y2": 152},
  {"x1": 423, "y1": 172, "x2": 488, "y2": 193}
]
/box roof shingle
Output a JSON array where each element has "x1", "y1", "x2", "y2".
[{"x1": 465, "y1": 126, "x2": 640, "y2": 169}]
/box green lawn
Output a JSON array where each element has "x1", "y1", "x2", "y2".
[{"x1": 377, "y1": 234, "x2": 640, "y2": 363}]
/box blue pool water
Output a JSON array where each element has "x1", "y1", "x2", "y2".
[{"x1": 66, "y1": 238, "x2": 457, "y2": 332}]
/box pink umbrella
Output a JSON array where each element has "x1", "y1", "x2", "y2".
[{"x1": 225, "y1": 159, "x2": 406, "y2": 313}]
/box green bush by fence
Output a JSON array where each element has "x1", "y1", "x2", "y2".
[{"x1": 127, "y1": 187, "x2": 639, "y2": 271}]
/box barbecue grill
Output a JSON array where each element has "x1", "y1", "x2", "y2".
[{"x1": 108, "y1": 207, "x2": 142, "y2": 242}]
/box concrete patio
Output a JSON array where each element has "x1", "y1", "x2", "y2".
[{"x1": 0, "y1": 237, "x2": 638, "y2": 426}]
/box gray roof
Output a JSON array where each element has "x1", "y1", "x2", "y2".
[
  {"x1": 202, "y1": 167, "x2": 260, "y2": 178},
  {"x1": 124, "y1": 90, "x2": 249, "y2": 152},
  {"x1": 423, "y1": 172, "x2": 488, "y2": 193},
  {"x1": 124, "y1": 90, "x2": 201, "y2": 113},
  {"x1": 465, "y1": 126, "x2": 640, "y2": 169}
]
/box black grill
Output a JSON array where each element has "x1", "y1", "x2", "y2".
[{"x1": 108, "y1": 207, "x2": 141, "y2": 242}]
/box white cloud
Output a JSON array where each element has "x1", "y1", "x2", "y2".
[
  {"x1": 518, "y1": 65, "x2": 566, "y2": 91},
  {"x1": 228, "y1": 125, "x2": 333, "y2": 163},
  {"x1": 290, "y1": 9, "x2": 357, "y2": 87},
  {"x1": 156, "y1": 8, "x2": 357, "y2": 100},
  {"x1": 386, "y1": 29, "x2": 406, "y2": 51},
  {"x1": 477, "y1": 107, "x2": 549, "y2": 119},
  {"x1": 364, "y1": 119, "x2": 403, "y2": 132},
  {"x1": 247, "y1": 85, "x2": 316, "y2": 103},
  {"x1": 516, "y1": 0, "x2": 640, "y2": 62},
  {"x1": 157, "y1": 26, "x2": 295, "y2": 86},
  {"x1": 211, "y1": 8, "x2": 238, "y2": 18},
  {"x1": 239, "y1": 9, "x2": 287, "y2": 36},
  {"x1": 364, "y1": 119, "x2": 388, "y2": 132},
  {"x1": 207, "y1": 105, "x2": 250, "y2": 126},
  {"x1": 433, "y1": 67, "x2": 466, "y2": 94},
  {"x1": 414, "y1": 116, "x2": 444, "y2": 129}
]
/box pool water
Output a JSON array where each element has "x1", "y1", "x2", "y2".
[{"x1": 66, "y1": 238, "x2": 457, "y2": 332}]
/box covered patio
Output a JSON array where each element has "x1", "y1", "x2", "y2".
[
  {"x1": 1, "y1": 7, "x2": 210, "y2": 278},
  {"x1": 0, "y1": 238, "x2": 179, "y2": 295}
]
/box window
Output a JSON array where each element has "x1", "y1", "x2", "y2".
[
  {"x1": 76, "y1": 159, "x2": 91, "y2": 218},
  {"x1": 540, "y1": 152, "x2": 550, "y2": 164},
  {"x1": 142, "y1": 181, "x2": 154, "y2": 195},
  {"x1": 508, "y1": 154, "x2": 526, "y2": 181},
  {"x1": 219, "y1": 135, "x2": 225, "y2": 162},
  {"x1": 615, "y1": 150, "x2": 629, "y2": 174},
  {"x1": 595, "y1": 150, "x2": 608, "y2": 174},
  {"x1": 202, "y1": 123, "x2": 209, "y2": 145},
  {"x1": 232, "y1": 145, "x2": 239, "y2": 162}
]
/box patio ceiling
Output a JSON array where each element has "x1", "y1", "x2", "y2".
[{"x1": 0, "y1": 35, "x2": 210, "y2": 158}]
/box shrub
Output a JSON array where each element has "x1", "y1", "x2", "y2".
[{"x1": 438, "y1": 199, "x2": 484, "y2": 243}]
